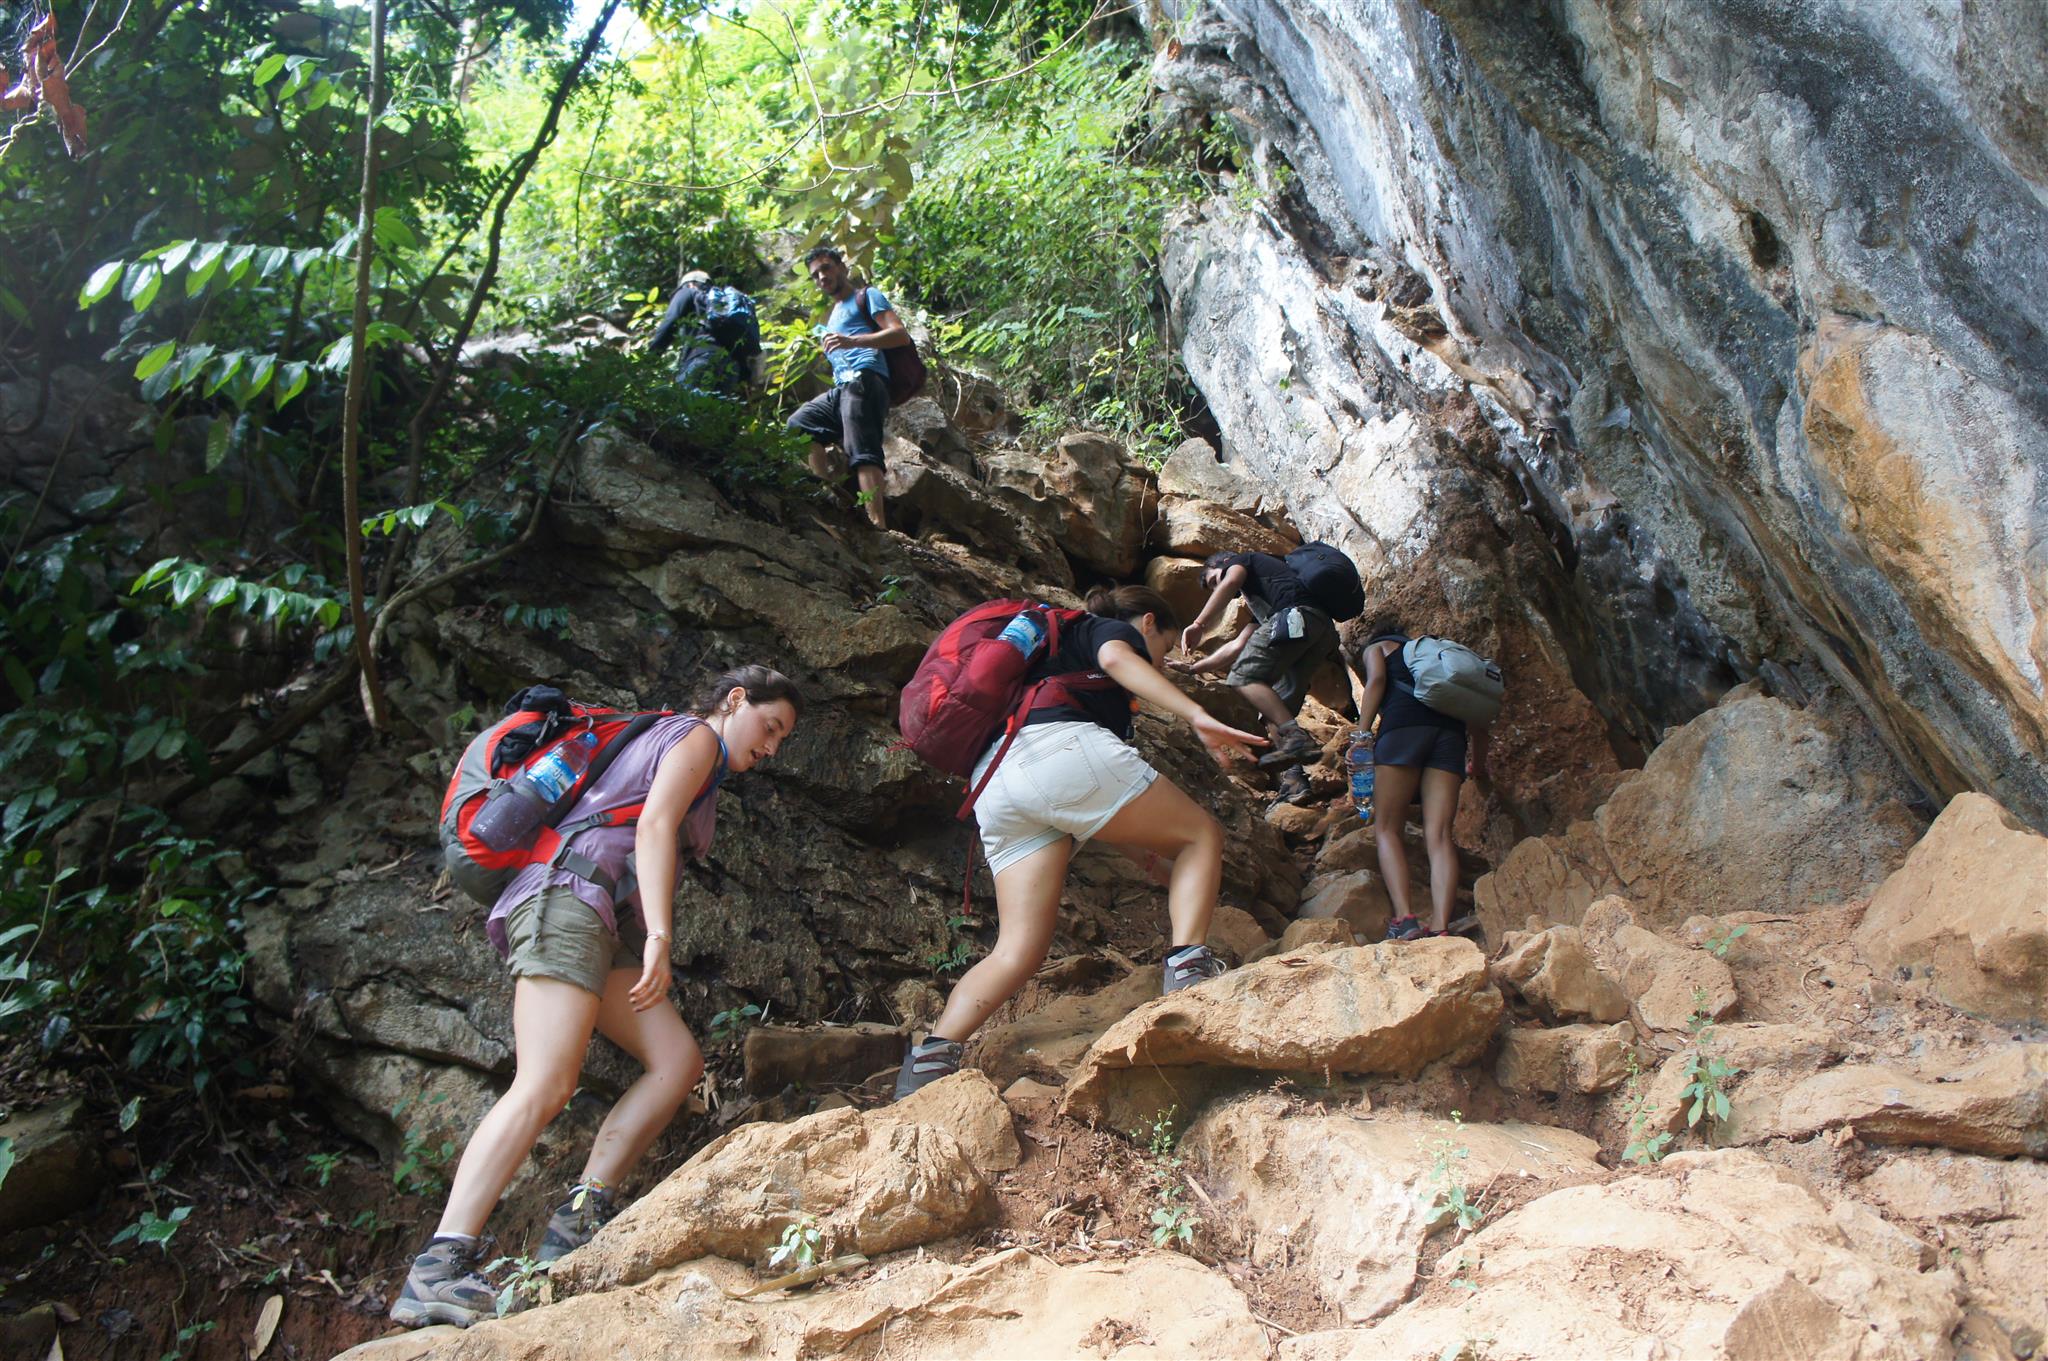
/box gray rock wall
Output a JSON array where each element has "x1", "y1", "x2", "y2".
[{"x1": 1156, "y1": 0, "x2": 2048, "y2": 826}]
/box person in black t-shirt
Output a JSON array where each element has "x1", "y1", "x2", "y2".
[
  {"x1": 893, "y1": 586, "x2": 1268, "y2": 1100},
  {"x1": 1348, "y1": 620, "x2": 1490, "y2": 941},
  {"x1": 1170, "y1": 549, "x2": 1339, "y2": 794},
  {"x1": 646, "y1": 269, "x2": 763, "y2": 396}
]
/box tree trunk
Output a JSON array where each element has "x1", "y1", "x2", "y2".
[{"x1": 339, "y1": 0, "x2": 389, "y2": 729}]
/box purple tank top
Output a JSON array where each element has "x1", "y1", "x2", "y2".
[{"x1": 486, "y1": 714, "x2": 725, "y2": 956}]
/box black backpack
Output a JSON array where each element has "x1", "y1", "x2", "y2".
[
  {"x1": 701, "y1": 285, "x2": 760, "y2": 354},
  {"x1": 1284, "y1": 542, "x2": 1365, "y2": 621}
]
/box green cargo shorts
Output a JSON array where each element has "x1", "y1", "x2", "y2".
[
  {"x1": 1226, "y1": 606, "x2": 1337, "y2": 713},
  {"x1": 501, "y1": 887, "x2": 642, "y2": 998}
]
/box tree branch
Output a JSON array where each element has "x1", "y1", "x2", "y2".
[{"x1": 340, "y1": 0, "x2": 391, "y2": 729}]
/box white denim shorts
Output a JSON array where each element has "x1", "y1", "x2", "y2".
[{"x1": 971, "y1": 720, "x2": 1160, "y2": 875}]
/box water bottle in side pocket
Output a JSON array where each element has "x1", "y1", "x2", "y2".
[{"x1": 1346, "y1": 730, "x2": 1376, "y2": 823}]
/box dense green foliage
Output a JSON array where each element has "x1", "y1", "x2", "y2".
[{"x1": 0, "y1": 0, "x2": 1222, "y2": 1105}]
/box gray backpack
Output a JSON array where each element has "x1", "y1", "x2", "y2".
[{"x1": 1401, "y1": 637, "x2": 1503, "y2": 725}]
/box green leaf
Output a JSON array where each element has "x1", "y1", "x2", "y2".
[
  {"x1": 361, "y1": 320, "x2": 413, "y2": 349},
  {"x1": 260, "y1": 586, "x2": 286, "y2": 620},
  {"x1": 0, "y1": 1137, "x2": 14, "y2": 1193},
  {"x1": 241, "y1": 352, "x2": 277, "y2": 404},
  {"x1": 204, "y1": 350, "x2": 247, "y2": 398},
  {"x1": 203, "y1": 576, "x2": 237, "y2": 610},
  {"x1": 291, "y1": 247, "x2": 325, "y2": 275},
  {"x1": 275, "y1": 362, "x2": 309, "y2": 409},
  {"x1": 74, "y1": 484, "x2": 124, "y2": 514},
  {"x1": 80, "y1": 260, "x2": 125, "y2": 307},
  {"x1": 159, "y1": 240, "x2": 197, "y2": 274},
  {"x1": 118, "y1": 1097, "x2": 142, "y2": 1132},
  {"x1": 252, "y1": 51, "x2": 287, "y2": 86},
  {"x1": 319, "y1": 335, "x2": 353, "y2": 372},
  {"x1": 133, "y1": 557, "x2": 180, "y2": 593},
  {"x1": 257, "y1": 246, "x2": 290, "y2": 278},
  {"x1": 225, "y1": 244, "x2": 257, "y2": 285},
  {"x1": 373, "y1": 207, "x2": 418, "y2": 251},
  {"x1": 186, "y1": 242, "x2": 226, "y2": 295},
  {"x1": 122, "y1": 719, "x2": 168, "y2": 764},
  {"x1": 205, "y1": 417, "x2": 232, "y2": 472},
  {"x1": 2, "y1": 657, "x2": 32, "y2": 704},
  {"x1": 134, "y1": 341, "x2": 177, "y2": 381},
  {"x1": 302, "y1": 78, "x2": 335, "y2": 112},
  {"x1": 168, "y1": 561, "x2": 208, "y2": 607},
  {"x1": 0, "y1": 284, "x2": 23, "y2": 323},
  {"x1": 127, "y1": 267, "x2": 163, "y2": 314}
]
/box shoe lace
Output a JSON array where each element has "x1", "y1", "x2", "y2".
[{"x1": 1174, "y1": 948, "x2": 1226, "y2": 981}]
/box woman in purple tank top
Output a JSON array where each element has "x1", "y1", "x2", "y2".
[{"x1": 392, "y1": 665, "x2": 803, "y2": 1330}]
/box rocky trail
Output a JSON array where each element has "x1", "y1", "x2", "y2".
[{"x1": 72, "y1": 362, "x2": 2009, "y2": 1361}]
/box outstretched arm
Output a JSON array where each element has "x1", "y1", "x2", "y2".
[
  {"x1": 628, "y1": 725, "x2": 721, "y2": 1010},
  {"x1": 1179, "y1": 563, "x2": 1246, "y2": 656},
  {"x1": 1169, "y1": 622, "x2": 1253, "y2": 676},
  {"x1": 647, "y1": 286, "x2": 694, "y2": 357},
  {"x1": 1099, "y1": 639, "x2": 1266, "y2": 763}
]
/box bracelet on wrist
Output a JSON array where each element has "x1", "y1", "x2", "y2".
[{"x1": 647, "y1": 929, "x2": 672, "y2": 943}]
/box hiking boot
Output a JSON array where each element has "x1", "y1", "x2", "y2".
[
  {"x1": 1163, "y1": 944, "x2": 1227, "y2": 993},
  {"x1": 535, "y1": 1183, "x2": 619, "y2": 1264},
  {"x1": 1272, "y1": 766, "x2": 1314, "y2": 806},
  {"x1": 893, "y1": 1036, "x2": 965, "y2": 1101},
  {"x1": 1384, "y1": 915, "x2": 1445, "y2": 941},
  {"x1": 1257, "y1": 722, "x2": 1318, "y2": 769},
  {"x1": 390, "y1": 1235, "x2": 499, "y2": 1329}
]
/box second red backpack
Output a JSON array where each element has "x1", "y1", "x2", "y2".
[{"x1": 898, "y1": 600, "x2": 1113, "y2": 819}]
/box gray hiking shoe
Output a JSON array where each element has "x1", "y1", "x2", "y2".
[
  {"x1": 1258, "y1": 722, "x2": 1318, "y2": 769},
  {"x1": 1272, "y1": 765, "x2": 1314, "y2": 805},
  {"x1": 893, "y1": 1036, "x2": 964, "y2": 1101},
  {"x1": 390, "y1": 1236, "x2": 499, "y2": 1329},
  {"x1": 1163, "y1": 944, "x2": 1227, "y2": 993},
  {"x1": 535, "y1": 1183, "x2": 619, "y2": 1264}
]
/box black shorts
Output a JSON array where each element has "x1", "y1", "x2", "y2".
[
  {"x1": 787, "y1": 369, "x2": 889, "y2": 471},
  {"x1": 1375, "y1": 724, "x2": 1466, "y2": 775}
]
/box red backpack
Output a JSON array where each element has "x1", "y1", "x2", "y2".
[
  {"x1": 439, "y1": 687, "x2": 671, "y2": 905},
  {"x1": 898, "y1": 600, "x2": 1116, "y2": 821}
]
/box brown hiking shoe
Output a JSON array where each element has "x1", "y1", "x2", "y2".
[{"x1": 1257, "y1": 722, "x2": 1318, "y2": 769}]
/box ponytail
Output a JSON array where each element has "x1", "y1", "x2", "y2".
[
  {"x1": 1083, "y1": 585, "x2": 1178, "y2": 632},
  {"x1": 689, "y1": 664, "x2": 805, "y2": 718}
]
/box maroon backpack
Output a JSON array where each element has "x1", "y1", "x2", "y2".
[{"x1": 854, "y1": 288, "x2": 928, "y2": 404}]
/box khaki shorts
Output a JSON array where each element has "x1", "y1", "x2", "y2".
[
  {"x1": 1226, "y1": 606, "x2": 1337, "y2": 713},
  {"x1": 502, "y1": 888, "x2": 641, "y2": 998},
  {"x1": 972, "y1": 721, "x2": 1159, "y2": 875}
]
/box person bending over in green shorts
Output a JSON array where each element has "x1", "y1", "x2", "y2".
[
  {"x1": 1171, "y1": 549, "x2": 1340, "y2": 803},
  {"x1": 894, "y1": 586, "x2": 1266, "y2": 1100},
  {"x1": 391, "y1": 665, "x2": 803, "y2": 1329}
]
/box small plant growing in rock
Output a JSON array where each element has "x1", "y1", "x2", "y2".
[
  {"x1": 769, "y1": 1213, "x2": 822, "y2": 1271},
  {"x1": 1137, "y1": 1107, "x2": 1203, "y2": 1250},
  {"x1": 391, "y1": 1093, "x2": 456, "y2": 1196},
  {"x1": 1678, "y1": 989, "x2": 1738, "y2": 1143},
  {"x1": 1421, "y1": 1111, "x2": 1482, "y2": 1233},
  {"x1": 485, "y1": 1253, "x2": 548, "y2": 1317},
  {"x1": 1702, "y1": 922, "x2": 1750, "y2": 959},
  {"x1": 709, "y1": 1002, "x2": 762, "y2": 1044},
  {"x1": 1620, "y1": 1050, "x2": 1673, "y2": 1166},
  {"x1": 304, "y1": 1150, "x2": 343, "y2": 1187}
]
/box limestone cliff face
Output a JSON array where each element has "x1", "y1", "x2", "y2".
[{"x1": 1155, "y1": 0, "x2": 2048, "y2": 827}]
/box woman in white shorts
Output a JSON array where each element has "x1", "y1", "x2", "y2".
[{"x1": 894, "y1": 586, "x2": 1266, "y2": 1098}]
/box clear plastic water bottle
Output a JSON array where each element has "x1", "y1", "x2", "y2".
[
  {"x1": 468, "y1": 730, "x2": 598, "y2": 851},
  {"x1": 1347, "y1": 730, "x2": 1376, "y2": 823},
  {"x1": 996, "y1": 609, "x2": 1048, "y2": 658}
]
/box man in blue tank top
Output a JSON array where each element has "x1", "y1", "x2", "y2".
[{"x1": 786, "y1": 245, "x2": 911, "y2": 530}]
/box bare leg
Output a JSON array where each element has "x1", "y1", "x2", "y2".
[
  {"x1": 581, "y1": 971, "x2": 704, "y2": 1187},
  {"x1": 1235, "y1": 680, "x2": 1293, "y2": 731},
  {"x1": 929, "y1": 837, "x2": 1072, "y2": 1042},
  {"x1": 1419, "y1": 767, "x2": 1464, "y2": 932},
  {"x1": 856, "y1": 464, "x2": 886, "y2": 529},
  {"x1": 806, "y1": 443, "x2": 838, "y2": 483},
  {"x1": 1373, "y1": 762, "x2": 1424, "y2": 925},
  {"x1": 1095, "y1": 777, "x2": 1225, "y2": 947},
  {"x1": 435, "y1": 976, "x2": 600, "y2": 1238}
]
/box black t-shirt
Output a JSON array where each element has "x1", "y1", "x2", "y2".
[
  {"x1": 1018, "y1": 614, "x2": 1146, "y2": 738},
  {"x1": 1221, "y1": 552, "x2": 1307, "y2": 617}
]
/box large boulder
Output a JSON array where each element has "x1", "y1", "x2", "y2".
[
  {"x1": 1062, "y1": 940, "x2": 1503, "y2": 1128},
  {"x1": 980, "y1": 433, "x2": 1156, "y2": 576},
  {"x1": 1494, "y1": 1022, "x2": 1634, "y2": 1095},
  {"x1": 1581, "y1": 897, "x2": 1738, "y2": 1035},
  {"x1": 1490, "y1": 923, "x2": 1628, "y2": 1023},
  {"x1": 0, "y1": 1098, "x2": 101, "y2": 1232},
  {"x1": 741, "y1": 1024, "x2": 906, "y2": 1096},
  {"x1": 972, "y1": 966, "x2": 1158, "y2": 1088},
  {"x1": 352, "y1": 1246, "x2": 1271, "y2": 1360},
  {"x1": 550, "y1": 1101, "x2": 996, "y2": 1295},
  {"x1": 1854, "y1": 793, "x2": 2048, "y2": 1024},
  {"x1": 1475, "y1": 693, "x2": 1924, "y2": 940},
  {"x1": 1152, "y1": 494, "x2": 1297, "y2": 557},
  {"x1": 1186, "y1": 1095, "x2": 1603, "y2": 1322},
  {"x1": 1280, "y1": 1150, "x2": 1962, "y2": 1361},
  {"x1": 1728, "y1": 1046, "x2": 2048, "y2": 1159}
]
